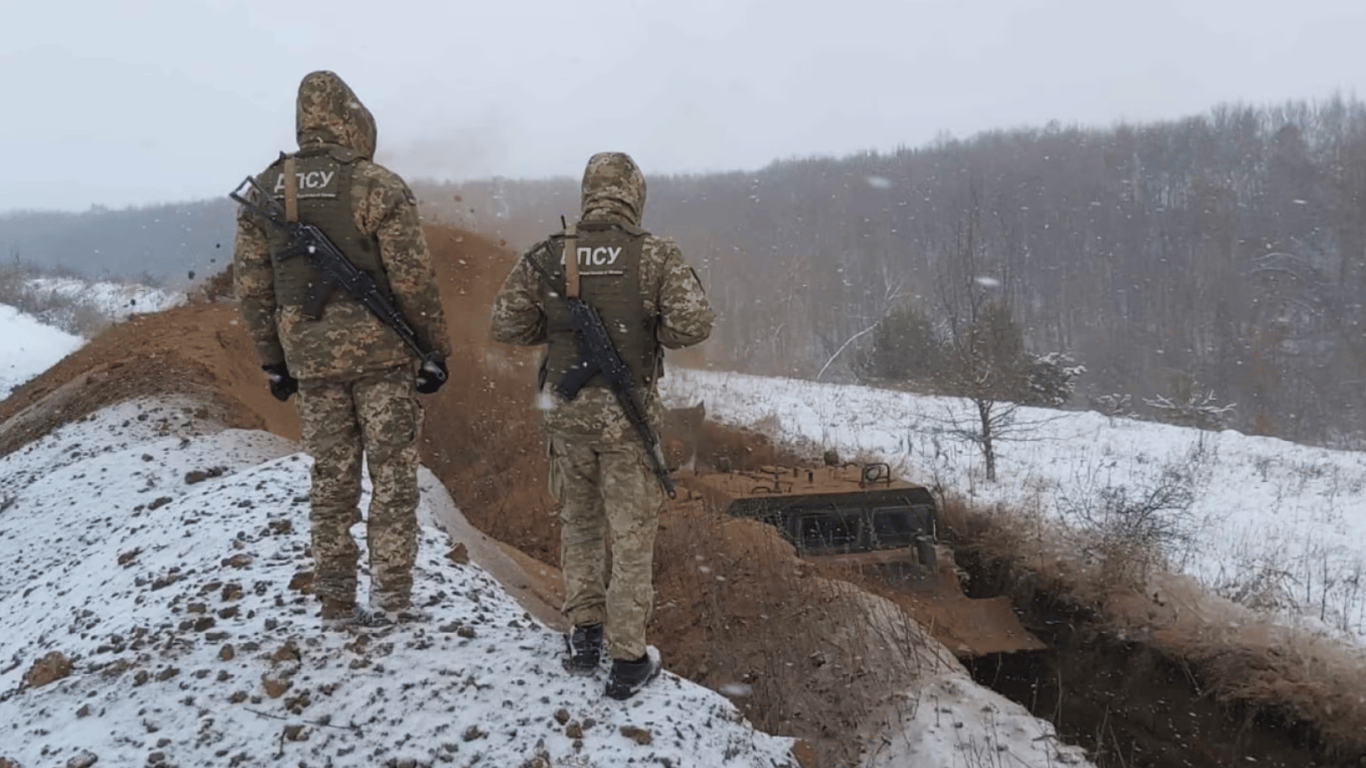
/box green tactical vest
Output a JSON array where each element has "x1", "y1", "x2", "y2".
[
  {"x1": 262, "y1": 146, "x2": 391, "y2": 318},
  {"x1": 535, "y1": 220, "x2": 661, "y2": 394}
]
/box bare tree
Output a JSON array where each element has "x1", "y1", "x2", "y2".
[{"x1": 933, "y1": 189, "x2": 1029, "y2": 481}]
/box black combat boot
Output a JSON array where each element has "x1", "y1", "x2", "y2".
[
  {"x1": 562, "y1": 623, "x2": 603, "y2": 675},
  {"x1": 605, "y1": 646, "x2": 661, "y2": 700}
]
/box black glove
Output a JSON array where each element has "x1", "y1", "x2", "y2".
[
  {"x1": 415, "y1": 357, "x2": 448, "y2": 395},
  {"x1": 263, "y1": 362, "x2": 298, "y2": 402}
]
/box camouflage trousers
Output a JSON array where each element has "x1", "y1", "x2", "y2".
[
  {"x1": 297, "y1": 365, "x2": 422, "y2": 610},
  {"x1": 549, "y1": 433, "x2": 665, "y2": 662}
]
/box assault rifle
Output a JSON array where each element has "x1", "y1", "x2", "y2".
[
  {"x1": 527, "y1": 227, "x2": 676, "y2": 498},
  {"x1": 228, "y1": 175, "x2": 447, "y2": 386}
]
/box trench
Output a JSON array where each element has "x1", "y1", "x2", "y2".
[{"x1": 956, "y1": 552, "x2": 1364, "y2": 768}]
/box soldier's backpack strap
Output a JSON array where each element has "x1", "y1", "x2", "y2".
[
  {"x1": 563, "y1": 221, "x2": 580, "y2": 299},
  {"x1": 282, "y1": 155, "x2": 299, "y2": 223}
]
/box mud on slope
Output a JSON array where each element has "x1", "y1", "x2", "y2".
[{"x1": 3, "y1": 221, "x2": 1362, "y2": 767}]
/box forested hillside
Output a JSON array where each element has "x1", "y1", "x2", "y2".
[
  {"x1": 419, "y1": 96, "x2": 1366, "y2": 448},
  {"x1": 0, "y1": 198, "x2": 233, "y2": 286},
  {"x1": 5, "y1": 96, "x2": 1364, "y2": 447}
]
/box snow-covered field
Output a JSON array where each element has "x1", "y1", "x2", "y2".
[
  {"x1": 661, "y1": 368, "x2": 1366, "y2": 646},
  {"x1": 0, "y1": 303, "x2": 83, "y2": 399}
]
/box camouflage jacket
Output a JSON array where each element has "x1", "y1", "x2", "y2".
[
  {"x1": 490, "y1": 152, "x2": 715, "y2": 438},
  {"x1": 232, "y1": 70, "x2": 450, "y2": 381}
]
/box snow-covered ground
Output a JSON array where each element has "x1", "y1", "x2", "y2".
[
  {"x1": 1, "y1": 277, "x2": 182, "y2": 398},
  {"x1": 0, "y1": 395, "x2": 1096, "y2": 768},
  {"x1": 0, "y1": 303, "x2": 83, "y2": 399},
  {"x1": 0, "y1": 398, "x2": 802, "y2": 767},
  {"x1": 661, "y1": 368, "x2": 1366, "y2": 646}
]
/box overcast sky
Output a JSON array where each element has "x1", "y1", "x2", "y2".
[{"x1": 5, "y1": 0, "x2": 1366, "y2": 212}]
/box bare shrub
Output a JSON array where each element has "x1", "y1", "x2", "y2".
[
  {"x1": 1088, "y1": 392, "x2": 1134, "y2": 421},
  {"x1": 1215, "y1": 559, "x2": 1296, "y2": 614},
  {"x1": 38, "y1": 301, "x2": 112, "y2": 338},
  {"x1": 1070, "y1": 473, "x2": 1196, "y2": 586},
  {"x1": 0, "y1": 258, "x2": 49, "y2": 317},
  {"x1": 1051, "y1": 442, "x2": 1209, "y2": 591}
]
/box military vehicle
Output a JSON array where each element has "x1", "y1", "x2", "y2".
[
  {"x1": 679, "y1": 460, "x2": 940, "y2": 573},
  {"x1": 669, "y1": 437, "x2": 1042, "y2": 657}
]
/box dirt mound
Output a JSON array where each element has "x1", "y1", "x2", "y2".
[
  {"x1": 406, "y1": 226, "x2": 561, "y2": 561},
  {"x1": 0, "y1": 301, "x2": 300, "y2": 455},
  {"x1": 652, "y1": 499, "x2": 959, "y2": 766}
]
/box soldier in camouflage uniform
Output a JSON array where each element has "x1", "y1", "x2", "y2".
[
  {"x1": 233, "y1": 71, "x2": 451, "y2": 629},
  {"x1": 490, "y1": 152, "x2": 715, "y2": 699}
]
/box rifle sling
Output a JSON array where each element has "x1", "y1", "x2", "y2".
[
  {"x1": 283, "y1": 156, "x2": 299, "y2": 223},
  {"x1": 563, "y1": 221, "x2": 579, "y2": 298}
]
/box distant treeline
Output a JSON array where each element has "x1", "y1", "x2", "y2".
[
  {"x1": 0, "y1": 199, "x2": 235, "y2": 287},
  {"x1": 419, "y1": 95, "x2": 1366, "y2": 448},
  {"x1": 7, "y1": 95, "x2": 1366, "y2": 446}
]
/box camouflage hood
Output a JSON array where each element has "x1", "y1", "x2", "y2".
[
  {"x1": 295, "y1": 70, "x2": 376, "y2": 160},
  {"x1": 580, "y1": 152, "x2": 646, "y2": 225}
]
